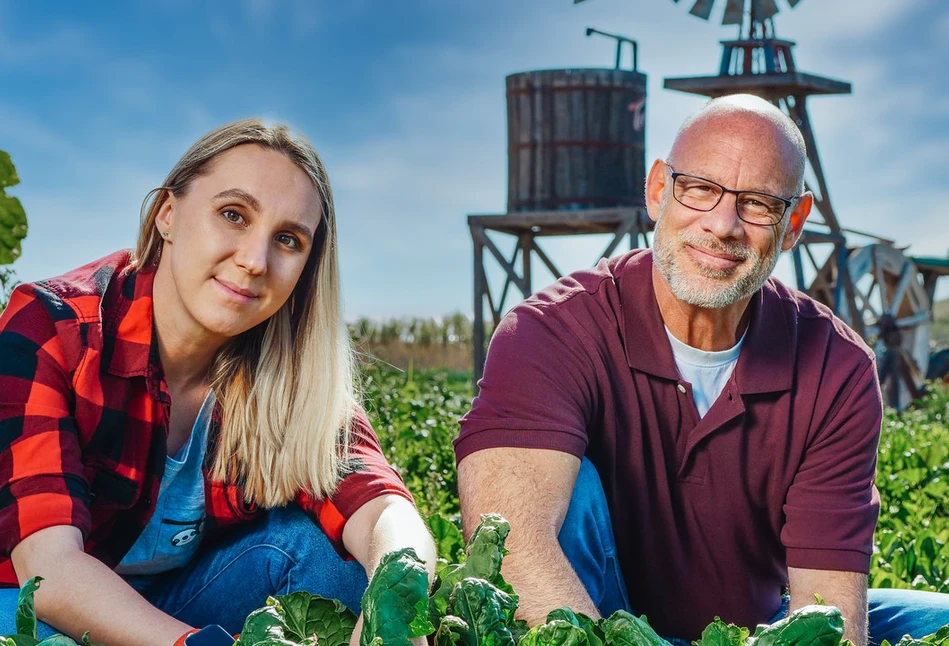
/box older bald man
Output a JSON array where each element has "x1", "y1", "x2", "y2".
[{"x1": 456, "y1": 95, "x2": 949, "y2": 646}]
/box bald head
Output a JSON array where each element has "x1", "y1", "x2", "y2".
[{"x1": 669, "y1": 94, "x2": 807, "y2": 194}]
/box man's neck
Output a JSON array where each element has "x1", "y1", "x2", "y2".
[{"x1": 652, "y1": 267, "x2": 751, "y2": 351}]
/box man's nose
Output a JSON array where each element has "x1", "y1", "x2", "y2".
[{"x1": 700, "y1": 192, "x2": 745, "y2": 240}]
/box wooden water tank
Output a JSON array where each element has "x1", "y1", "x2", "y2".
[{"x1": 506, "y1": 68, "x2": 647, "y2": 212}]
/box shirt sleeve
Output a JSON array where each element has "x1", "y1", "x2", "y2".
[
  {"x1": 781, "y1": 358, "x2": 882, "y2": 573},
  {"x1": 0, "y1": 284, "x2": 92, "y2": 556},
  {"x1": 295, "y1": 409, "x2": 414, "y2": 557},
  {"x1": 454, "y1": 301, "x2": 597, "y2": 464}
]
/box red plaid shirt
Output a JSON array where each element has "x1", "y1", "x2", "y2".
[{"x1": 0, "y1": 250, "x2": 412, "y2": 586}]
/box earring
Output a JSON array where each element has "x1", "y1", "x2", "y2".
[{"x1": 162, "y1": 231, "x2": 170, "y2": 238}]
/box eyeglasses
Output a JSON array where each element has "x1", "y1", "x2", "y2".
[{"x1": 667, "y1": 164, "x2": 797, "y2": 227}]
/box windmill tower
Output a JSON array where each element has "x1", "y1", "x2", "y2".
[
  {"x1": 657, "y1": 0, "x2": 946, "y2": 409},
  {"x1": 569, "y1": 0, "x2": 949, "y2": 408}
]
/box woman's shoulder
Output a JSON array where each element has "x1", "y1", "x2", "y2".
[
  {"x1": 25, "y1": 249, "x2": 138, "y2": 310},
  {"x1": 1, "y1": 249, "x2": 146, "y2": 355}
]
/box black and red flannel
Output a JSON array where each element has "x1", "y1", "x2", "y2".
[{"x1": 0, "y1": 250, "x2": 413, "y2": 586}]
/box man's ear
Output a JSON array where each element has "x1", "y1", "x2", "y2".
[
  {"x1": 781, "y1": 191, "x2": 813, "y2": 251},
  {"x1": 645, "y1": 159, "x2": 669, "y2": 223}
]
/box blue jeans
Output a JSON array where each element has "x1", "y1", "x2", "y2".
[
  {"x1": 0, "y1": 506, "x2": 367, "y2": 639},
  {"x1": 559, "y1": 457, "x2": 949, "y2": 646}
]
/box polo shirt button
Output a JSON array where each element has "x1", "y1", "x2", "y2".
[{"x1": 677, "y1": 383, "x2": 687, "y2": 393}]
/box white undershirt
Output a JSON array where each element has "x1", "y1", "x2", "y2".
[{"x1": 665, "y1": 327, "x2": 745, "y2": 418}]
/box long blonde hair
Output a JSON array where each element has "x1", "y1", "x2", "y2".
[{"x1": 134, "y1": 118, "x2": 356, "y2": 506}]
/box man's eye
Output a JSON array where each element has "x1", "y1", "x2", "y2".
[
  {"x1": 684, "y1": 182, "x2": 716, "y2": 195},
  {"x1": 276, "y1": 233, "x2": 301, "y2": 250},
  {"x1": 222, "y1": 209, "x2": 245, "y2": 225}
]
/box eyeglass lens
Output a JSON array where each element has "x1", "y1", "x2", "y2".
[{"x1": 673, "y1": 174, "x2": 785, "y2": 224}]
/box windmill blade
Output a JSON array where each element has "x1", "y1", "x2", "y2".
[
  {"x1": 722, "y1": 0, "x2": 744, "y2": 24},
  {"x1": 752, "y1": 0, "x2": 780, "y2": 21},
  {"x1": 689, "y1": 0, "x2": 716, "y2": 21}
]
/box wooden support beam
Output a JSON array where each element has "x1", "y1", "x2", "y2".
[
  {"x1": 472, "y1": 226, "x2": 486, "y2": 386},
  {"x1": 475, "y1": 228, "x2": 530, "y2": 296},
  {"x1": 532, "y1": 239, "x2": 563, "y2": 279}
]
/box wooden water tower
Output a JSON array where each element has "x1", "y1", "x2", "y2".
[{"x1": 469, "y1": 29, "x2": 651, "y2": 382}]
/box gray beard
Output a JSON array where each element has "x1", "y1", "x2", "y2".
[{"x1": 652, "y1": 210, "x2": 783, "y2": 309}]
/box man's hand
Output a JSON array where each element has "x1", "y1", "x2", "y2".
[
  {"x1": 788, "y1": 567, "x2": 868, "y2": 646},
  {"x1": 458, "y1": 446, "x2": 598, "y2": 625}
]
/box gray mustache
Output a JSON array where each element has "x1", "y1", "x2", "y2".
[{"x1": 679, "y1": 233, "x2": 754, "y2": 261}]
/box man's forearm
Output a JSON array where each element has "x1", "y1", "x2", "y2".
[
  {"x1": 788, "y1": 568, "x2": 868, "y2": 646},
  {"x1": 501, "y1": 542, "x2": 599, "y2": 626}
]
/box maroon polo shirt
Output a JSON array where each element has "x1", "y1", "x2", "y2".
[{"x1": 455, "y1": 249, "x2": 882, "y2": 640}]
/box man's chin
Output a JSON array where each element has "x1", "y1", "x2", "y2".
[{"x1": 668, "y1": 273, "x2": 750, "y2": 309}]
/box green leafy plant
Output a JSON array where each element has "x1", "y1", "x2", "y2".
[
  {"x1": 360, "y1": 548, "x2": 434, "y2": 646},
  {"x1": 0, "y1": 577, "x2": 103, "y2": 646},
  {"x1": 234, "y1": 591, "x2": 357, "y2": 646},
  {"x1": 0, "y1": 150, "x2": 27, "y2": 266},
  {"x1": 429, "y1": 514, "x2": 517, "y2": 627}
]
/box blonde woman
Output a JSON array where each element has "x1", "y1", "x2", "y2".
[{"x1": 0, "y1": 119, "x2": 436, "y2": 646}]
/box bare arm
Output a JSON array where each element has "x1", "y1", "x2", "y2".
[
  {"x1": 788, "y1": 567, "x2": 868, "y2": 646},
  {"x1": 342, "y1": 494, "x2": 437, "y2": 646},
  {"x1": 458, "y1": 446, "x2": 596, "y2": 626},
  {"x1": 11, "y1": 525, "x2": 192, "y2": 646}
]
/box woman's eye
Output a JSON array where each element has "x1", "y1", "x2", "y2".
[
  {"x1": 222, "y1": 209, "x2": 245, "y2": 225},
  {"x1": 275, "y1": 233, "x2": 301, "y2": 250}
]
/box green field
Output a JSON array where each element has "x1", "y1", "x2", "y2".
[{"x1": 363, "y1": 364, "x2": 949, "y2": 592}]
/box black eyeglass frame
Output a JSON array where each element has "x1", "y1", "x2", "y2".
[{"x1": 666, "y1": 164, "x2": 799, "y2": 227}]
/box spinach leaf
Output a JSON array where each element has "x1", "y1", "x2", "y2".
[
  {"x1": 693, "y1": 617, "x2": 749, "y2": 646},
  {"x1": 511, "y1": 619, "x2": 531, "y2": 644},
  {"x1": 360, "y1": 547, "x2": 434, "y2": 646},
  {"x1": 238, "y1": 605, "x2": 288, "y2": 646},
  {"x1": 430, "y1": 514, "x2": 516, "y2": 623},
  {"x1": 273, "y1": 591, "x2": 356, "y2": 646},
  {"x1": 547, "y1": 609, "x2": 603, "y2": 646},
  {"x1": 450, "y1": 577, "x2": 517, "y2": 646},
  {"x1": 428, "y1": 514, "x2": 465, "y2": 571},
  {"x1": 752, "y1": 605, "x2": 844, "y2": 646},
  {"x1": 434, "y1": 616, "x2": 472, "y2": 646},
  {"x1": 519, "y1": 619, "x2": 589, "y2": 646},
  {"x1": 34, "y1": 637, "x2": 80, "y2": 646},
  {"x1": 15, "y1": 577, "x2": 41, "y2": 639},
  {"x1": 599, "y1": 610, "x2": 672, "y2": 646},
  {"x1": 5, "y1": 637, "x2": 39, "y2": 646}
]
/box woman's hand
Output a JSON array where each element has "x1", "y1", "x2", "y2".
[
  {"x1": 11, "y1": 525, "x2": 193, "y2": 646},
  {"x1": 342, "y1": 494, "x2": 437, "y2": 645}
]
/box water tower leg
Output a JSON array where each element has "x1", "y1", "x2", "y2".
[
  {"x1": 472, "y1": 225, "x2": 487, "y2": 387},
  {"x1": 520, "y1": 233, "x2": 533, "y2": 295},
  {"x1": 792, "y1": 246, "x2": 806, "y2": 291}
]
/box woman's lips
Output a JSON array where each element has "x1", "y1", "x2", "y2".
[{"x1": 213, "y1": 277, "x2": 258, "y2": 303}]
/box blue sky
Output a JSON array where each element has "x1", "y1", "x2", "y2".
[{"x1": 2, "y1": 0, "x2": 947, "y2": 319}]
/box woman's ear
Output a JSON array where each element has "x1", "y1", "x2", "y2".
[{"x1": 155, "y1": 190, "x2": 177, "y2": 239}]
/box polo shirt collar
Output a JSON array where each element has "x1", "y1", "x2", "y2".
[{"x1": 620, "y1": 251, "x2": 795, "y2": 393}]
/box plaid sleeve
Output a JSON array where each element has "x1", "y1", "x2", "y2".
[
  {"x1": 0, "y1": 284, "x2": 92, "y2": 556},
  {"x1": 296, "y1": 409, "x2": 414, "y2": 556}
]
